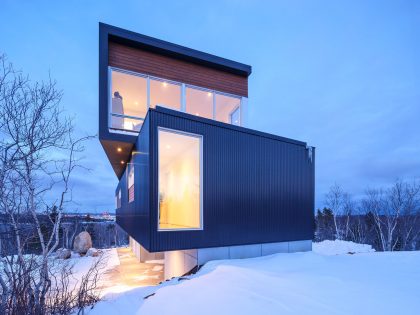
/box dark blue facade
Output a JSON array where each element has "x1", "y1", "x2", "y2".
[{"x1": 116, "y1": 106, "x2": 315, "y2": 252}]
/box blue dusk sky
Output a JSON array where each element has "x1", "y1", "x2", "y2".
[{"x1": 1, "y1": 0, "x2": 419, "y2": 213}]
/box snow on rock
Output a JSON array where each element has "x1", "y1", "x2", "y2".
[
  {"x1": 55, "y1": 248, "x2": 72, "y2": 259},
  {"x1": 313, "y1": 240, "x2": 375, "y2": 256},
  {"x1": 87, "y1": 247, "x2": 420, "y2": 315}
]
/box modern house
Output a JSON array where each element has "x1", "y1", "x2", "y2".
[{"x1": 99, "y1": 23, "x2": 315, "y2": 279}]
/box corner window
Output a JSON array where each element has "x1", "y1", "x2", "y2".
[
  {"x1": 128, "y1": 162, "x2": 135, "y2": 203},
  {"x1": 229, "y1": 107, "x2": 240, "y2": 126},
  {"x1": 215, "y1": 93, "x2": 241, "y2": 125},
  {"x1": 158, "y1": 128, "x2": 202, "y2": 230},
  {"x1": 110, "y1": 70, "x2": 147, "y2": 132},
  {"x1": 150, "y1": 79, "x2": 181, "y2": 111},
  {"x1": 185, "y1": 86, "x2": 213, "y2": 119}
]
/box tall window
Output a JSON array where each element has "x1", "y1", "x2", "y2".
[
  {"x1": 158, "y1": 128, "x2": 202, "y2": 230},
  {"x1": 115, "y1": 189, "x2": 121, "y2": 209},
  {"x1": 110, "y1": 70, "x2": 147, "y2": 132},
  {"x1": 128, "y1": 162, "x2": 135, "y2": 203},
  {"x1": 185, "y1": 86, "x2": 213, "y2": 119},
  {"x1": 215, "y1": 93, "x2": 241, "y2": 125},
  {"x1": 150, "y1": 79, "x2": 181, "y2": 111}
]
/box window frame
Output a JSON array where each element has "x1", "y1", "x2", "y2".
[{"x1": 157, "y1": 127, "x2": 204, "y2": 232}]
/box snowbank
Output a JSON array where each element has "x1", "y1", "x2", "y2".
[
  {"x1": 313, "y1": 240, "x2": 375, "y2": 255},
  {"x1": 88, "y1": 246, "x2": 420, "y2": 315}
]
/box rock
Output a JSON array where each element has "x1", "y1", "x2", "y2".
[
  {"x1": 73, "y1": 231, "x2": 92, "y2": 254},
  {"x1": 86, "y1": 247, "x2": 99, "y2": 257},
  {"x1": 56, "y1": 248, "x2": 71, "y2": 259}
]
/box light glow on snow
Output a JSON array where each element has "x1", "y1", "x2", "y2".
[{"x1": 87, "y1": 242, "x2": 420, "y2": 315}]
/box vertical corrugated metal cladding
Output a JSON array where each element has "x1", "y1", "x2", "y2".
[
  {"x1": 116, "y1": 114, "x2": 152, "y2": 250},
  {"x1": 148, "y1": 108, "x2": 315, "y2": 252}
]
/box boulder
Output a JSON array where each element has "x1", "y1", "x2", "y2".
[
  {"x1": 56, "y1": 248, "x2": 71, "y2": 259},
  {"x1": 73, "y1": 231, "x2": 92, "y2": 254},
  {"x1": 86, "y1": 247, "x2": 99, "y2": 257}
]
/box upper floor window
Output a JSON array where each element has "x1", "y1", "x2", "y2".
[
  {"x1": 109, "y1": 67, "x2": 243, "y2": 133},
  {"x1": 110, "y1": 70, "x2": 147, "y2": 132},
  {"x1": 186, "y1": 86, "x2": 213, "y2": 119},
  {"x1": 150, "y1": 78, "x2": 181, "y2": 111},
  {"x1": 215, "y1": 93, "x2": 241, "y2": 125},
  {"x1": 229, "y1": 107, "x2": 240, "y2": 126}
]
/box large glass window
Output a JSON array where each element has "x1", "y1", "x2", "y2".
[
  {"x1": 215, "y1": 93, "x2": 241, "y2": 125},
  {"x1": 150, "y1": 79, "x2": 181, "y2": 111},
  {"x1": 185, "y1": 86, "x2": 213, "y2": 119},
  {"x1": 158, "y1": 128, "x2": 202, "y2": 230},
  {"x1": 109, "y1": 67, "x2": 243, "y2": 133},
  {"x1": 110, "y1": 70, "x2": 147, "y2": 132}
]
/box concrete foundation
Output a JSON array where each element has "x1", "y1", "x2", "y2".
[{"x1": 163, "y1": 240, "x2": 312, "y2": 280}]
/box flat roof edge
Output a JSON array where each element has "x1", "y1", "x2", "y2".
[{"x1": 99, "y1": 22, "x2": 252, "y2": 77}]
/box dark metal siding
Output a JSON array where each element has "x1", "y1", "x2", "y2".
[
  {"x1": 99, "y1": 23, "x2": 251, "y2": 177},
  {"x1": 116, "y1": 115, "x2": 152, "y2": 250},
  {"x1": 148, "y1": 108, "x2": 315, "y2": 252}
]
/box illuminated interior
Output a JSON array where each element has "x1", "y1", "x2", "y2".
[
  {"x1": 158, "y1": 129, "x2": 202, "y2": 230},
  {"x1": 215, "y1": 93, "x2": 241, "y2": 124},
  {"x1": 185, "y1": 87, "x2": 213, "y2": 119},
  {"x1": 150, "y1": 79, "x2": 181, "y2": 110},
  {"x1": 110, "y1": 71, "x2": 147, "y2": 131},
  {"x1": 109, "y1": 68, "x2": 243, "y2": 132}
]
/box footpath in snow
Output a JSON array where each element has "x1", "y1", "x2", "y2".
[{"x1": 87, "y1": 241, "x2": 420, "y2": 315}]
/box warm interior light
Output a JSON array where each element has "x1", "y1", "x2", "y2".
[
  {"x1": 134, "y1": 101, "x2": 138, "y2": 105},
  {"x1": 166, "y1": 145, "x2": 171, "y2": 149},
  {"x1": 120, "y1": 160, "x2": 125, "y2": 165},
  {"x1": 159, "y1": 129, "x2": 201, "y2": 230},
  {"x1": 117, "y1": 147, "x2": 122, "y2": 152},
  {"x1": 207, "y1": 92, "x2": 212, "y2": 97},
  {"x1": 162, "y1": 82, "x2": 168, "y2": 87},
  {"x1": 195, "y1": 113, "x2": 200, "y2": 116}
]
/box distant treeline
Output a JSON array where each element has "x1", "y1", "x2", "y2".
[
  {"x1": 0, "y1": 213, "x2": 128, "y2": 256},
  {"x1": 315, "y1": 180, "x2": 420, "y2": 251}
]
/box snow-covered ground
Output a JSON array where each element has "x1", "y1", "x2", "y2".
[
  {"x1": 70, "y1": 248, "x2": 120, "y2": 286},
  {"x1": 87, "y1": 242, "x2": 420, "y2": 315}
]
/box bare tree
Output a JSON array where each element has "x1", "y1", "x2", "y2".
[
  {"x1": 359, "y1": 180, "x2": 420, "y2": 251},
  {"x1": 0, "y1": 54, "x2": 98, "y2": 314},
  {"x1": 325, "y1": 184, "x2": 354, "y2": 240}
]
